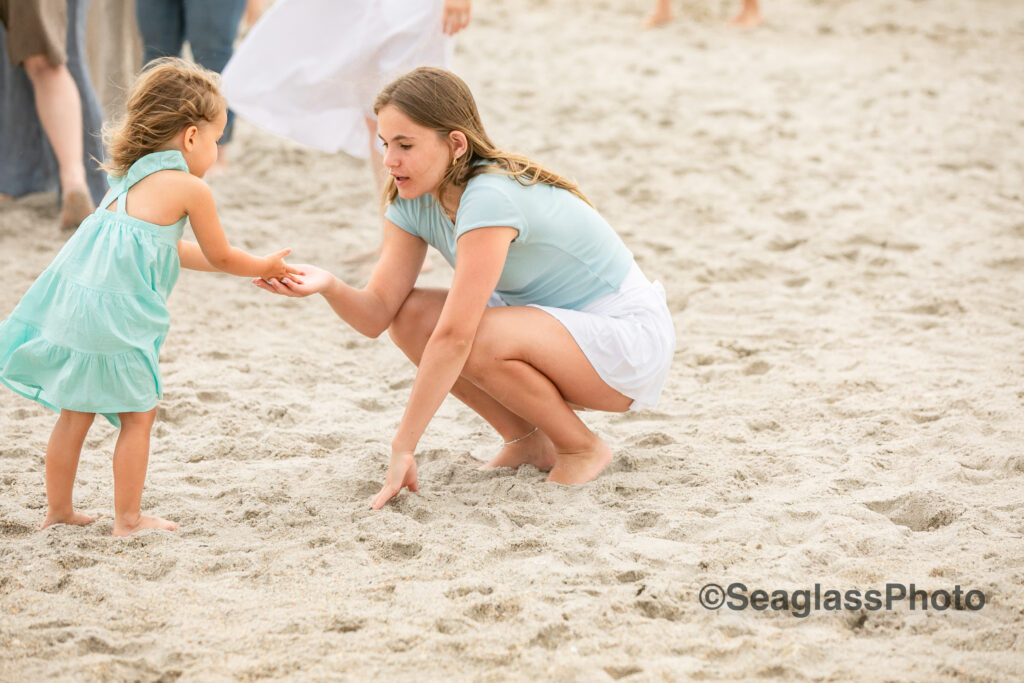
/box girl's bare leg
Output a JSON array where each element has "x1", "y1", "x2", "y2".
[
  {"x1": 729, "y1": 0, "x2": 762, "y2": 27},
  {"x1": 112, "y1": 408, "x2": 177, "y2": 537},
  {"x1": 390, "y1": 289, "x2": 632, "y2": 483},
  {"x1": 463, "y1": 306, "x2": 631, "y2": 484},
  {"x1": 41, "y1": 410, "x2": 97, "y2": 529},
  {"x1": 389, "y1": 289, "x2": 556, "y2": 470},
  {"x1": 643, "y1": 0, "x2": 673, "y2": 28}
]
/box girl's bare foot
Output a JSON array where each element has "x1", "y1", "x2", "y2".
[
  {"x1": 480, "y1": 429, "x2": 557, "y2": 471},
  {"x1": 546, "y1": 436, "x2": 613, "y2": 485},
  {"x1": 113, "y1": 514, "x2": 178, "y2": 537},
  {"x1": 642, "y1": 8, "x2": 673, "y2": 28},
  {"x1": 729, "y1": 7, "x2": 762, "y2": 27},
  {"x1": 40, "y1": 510, "x2": 97, "y2": 530}
]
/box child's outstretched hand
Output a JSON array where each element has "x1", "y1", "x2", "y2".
[
  {"x1": 253, "y1": 264, "x2": 331, "y2": 298},
  {"x1": 261, "y1": 248, "x2": 304, "y2": 283}
]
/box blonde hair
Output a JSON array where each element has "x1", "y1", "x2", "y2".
[
  {"x1": 373, "y1": 67, "x2": 591, "y2": 212},
  {"x1": 101, "y1": 57, "x2": 225, "y2": 176}
]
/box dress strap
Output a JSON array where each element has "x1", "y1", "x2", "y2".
[
  {"x1": 105, "y1": 150, "x2": 190, "y2": 196},
  {"x1": 98, "y1": 188, "x2": 118, "y2": 213}
]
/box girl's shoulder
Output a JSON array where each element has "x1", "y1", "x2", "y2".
[
  {"x1": 108, "y1": 152, "x2": 200, "y2": 226},
  {"x1": 464, "y1": 169, "x2": 524, "y2": 197}
]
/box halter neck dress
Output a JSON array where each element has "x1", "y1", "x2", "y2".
[{"x1": 0, "y1": 150, "x2": 189, "y2": 427}]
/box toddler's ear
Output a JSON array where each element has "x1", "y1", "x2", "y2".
[{"x1": 182, "y1": 125, "x2": 200, "y2": 151}]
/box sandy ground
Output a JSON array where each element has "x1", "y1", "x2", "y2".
[{"x1": 2, "y1": 0, "x2": 1023, "y2": 680}]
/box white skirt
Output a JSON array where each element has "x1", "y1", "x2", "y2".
[
  {"x1": 488, "y1": 263, "x2": 676, "y2": 411},
  {"x1": 220, "y1": 0, "x2": 451, "y2": 158}
]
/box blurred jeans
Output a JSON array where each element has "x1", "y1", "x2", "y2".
[
  {"x1": 135, "y1": 0, "x2": 246, "y2": 144},
  {"x1": 0, "y1": 0, "x2": 105, "y2": 204}
]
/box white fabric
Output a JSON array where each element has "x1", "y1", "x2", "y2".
[
  {"x1": 221, "y1": 0, "x2": 451, "y2": 158},
  {"x1": 488, "y1": 263, "x2": 676, "y2": 411}
]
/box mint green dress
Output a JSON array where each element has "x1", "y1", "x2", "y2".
[{"x1": 0, "y1": 151, "x2": 189, "y2": 427}]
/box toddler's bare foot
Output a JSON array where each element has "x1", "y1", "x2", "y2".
[
  {"x1": 546, "y1": 436, "x2": 613, "y2": 485},
  {"x1": 113, "y1": 514, "x2": 178, "y2": 537},
  {"x1": 480, "y1": 429, "x2": 556, "y2": 471},
  {"x1": 40, "y1": 510, "x2": 97, "y2": 530},
  {"x1": 642, "y1": 8, "x2": 673, "y2": 28},
  {"x1": 59, "y1": 186, "x2": 94, "y2": 231}
]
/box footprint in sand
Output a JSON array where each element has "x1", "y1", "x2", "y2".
[
  {"x1": 530, "y1": 623, "x2": 571, "y2": 650},
  {"x1": 445, "y1": 584, "x2": 494, "y2": 599},
  {"x1": 635, "y1": 591, "x2": 684, "y2": 621},
  {"x1": 743, "y1": 360, "x2": 772, "y2": 376},
  {"x1": 465, "y1": 598, "x2": 522, "y2": 623},
  {"x1": 626, "y1": 511, "x2": 661, "y2": 532},
  {"x1": 863, "y1": 491, "x2": 963, "y2": 532}
]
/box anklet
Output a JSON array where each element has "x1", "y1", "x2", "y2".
[{"x1": 502, "y1": 427, "x2": 538, "y2": 446}]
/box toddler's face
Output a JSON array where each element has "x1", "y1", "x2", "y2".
[{"x1": 185, "y1": 108, "x2": 227, "y2": 178}]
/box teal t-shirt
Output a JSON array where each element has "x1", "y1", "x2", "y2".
[{"x1": 384, "y1": 172, "x2": 634, "y2": 310}]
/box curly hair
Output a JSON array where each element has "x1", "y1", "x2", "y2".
[{"x1": 101, "y1": 57, "x2": 225, "y2": 176}]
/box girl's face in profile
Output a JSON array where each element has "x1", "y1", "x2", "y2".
[
  {"x1": 182, "y1": 107, "x2": 227, "y2": 178},
  {"x1": 377, "y1": 105, "x2": 452, "y2": 200}
]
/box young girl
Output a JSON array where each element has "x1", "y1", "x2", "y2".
[{"x1": 0, "y1": 57, "x2": 302, "y2": 537}]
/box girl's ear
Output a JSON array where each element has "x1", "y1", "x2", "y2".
[
  {"x1": 449, "y1": 130, "x2": 468, "y2": 160},
  {"x1": 182, "y1": 124, "x2": 199, "y2": 151}
]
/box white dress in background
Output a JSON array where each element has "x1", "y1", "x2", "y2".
[{"x1": 221, "y1": 0, "x2": 451, "y2": 158}]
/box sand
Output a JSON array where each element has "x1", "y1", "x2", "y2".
[{"x1": 2, "y1": 0, "x2": 1023, "y2": 679}]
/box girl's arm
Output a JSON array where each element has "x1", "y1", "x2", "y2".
[
  {"x1": 183, "y1": 177, "x2": 298, "y2": 280},
  {"x1": 255, "y1": 219, "x2": 429, "y2": 339},
  {"x1": 371, "y1": 225, "x2": 517, "y2": 509},
  {"x1": 177, "y1": 240, "x2": 218, "y2": 271}
]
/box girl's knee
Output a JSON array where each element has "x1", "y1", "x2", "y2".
[
  {"x1": 118, "y1": 409, "x2": 157, "y2": 430},
  {"x1": 388, "y1": 289, "x2": 440, "y2": 348},
  {"x1": 463, "y1": 325, "x2": 505, "y2": 380},
  {"x1": 59, "y1": 410, "x2": 96, "y2": 430}
]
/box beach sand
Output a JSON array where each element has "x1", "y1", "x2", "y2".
[{"x1": 2, "y1": 0, "x2": 1023, "y2": 679}]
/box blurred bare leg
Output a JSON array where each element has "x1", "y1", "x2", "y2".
[
  {"x1": 643, "y1": 0, "x2": 673, "y2": 28},
  {"x1": 730, "y1": 0, "x2": 763, "y2": 27},
  {"x1": 23, "y1": 55, "x2": 94, "y2": 229}
]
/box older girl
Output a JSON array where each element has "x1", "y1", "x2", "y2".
[{"x1": 257, "y1": 67, "x2": 674, "y2": 509}]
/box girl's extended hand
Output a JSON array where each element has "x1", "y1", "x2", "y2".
[
  {"x1": 261, "y1": 248, "x2": 305, "y2": 282},
  {"x1": 370, "y1": 452, "x2": 418, "y2": 510},
  {"x1": 442, "y1": 0, "x2": 471, "y2": 35},
  {"x1": 252, "y1": 263, "x2": 331, "y2": 297}
]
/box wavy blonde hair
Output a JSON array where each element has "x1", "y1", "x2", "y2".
[
  {"x1": 373, "y1": 66, "x2": 591, "y2": 213},
  {"x1": 101, "y1": 57, "x2": 225, "y2": 176}
]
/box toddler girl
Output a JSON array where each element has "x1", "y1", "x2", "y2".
[{"x1": 0, "y1": 57, "x2": 302, "y2": 536}]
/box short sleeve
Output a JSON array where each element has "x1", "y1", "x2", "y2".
[
  {"x1": 384, "y1": 198, "x2": 420, "y2": 237},
  {"x1": 454, "y1": 178, "x2": 528, "y2": 242}
]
